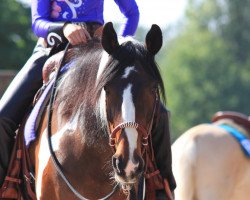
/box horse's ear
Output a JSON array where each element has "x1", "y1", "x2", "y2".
[
  {"x1": 145, "y1": 24, "x2": 162, "y2": 55},
  {"x1": 102, "y1": 22, "x2": 119, "y2": 54}
]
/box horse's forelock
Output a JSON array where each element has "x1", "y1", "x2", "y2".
[
  {"x1": 93, "y1": 39, "x2": 166, "y2": 104},
  {"x1": 119, "y1": 40, "x2": 166, "y2": 103},
  {"x1": 118, "y1": 36, "x2": 138, "y2": 45}
]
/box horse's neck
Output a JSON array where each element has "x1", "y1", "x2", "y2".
[{"x1": 38, "y1": 111, "x2": 114, "y2": 181}]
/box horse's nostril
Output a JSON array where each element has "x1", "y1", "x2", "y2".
[
  {"x1": 112, "y1": 155, "x2": 124, "y2": 175},
  {"x1": 130, "y1": 160, "x2": 144, "y2": 179},
  {"x1": 135, "y1": 157, "x2": 144, "y2": 175},
  {"x1": 133, "y1": 153, "x2": 144, "y2": 172}
]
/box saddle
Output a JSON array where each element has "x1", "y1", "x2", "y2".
[{"x1": 211, "y1": 111, "x2": 250, "y2": 131}]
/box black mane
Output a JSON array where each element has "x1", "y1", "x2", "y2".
[{"x1": 56, "y1": 38, "x2": 103, "y2": 117}]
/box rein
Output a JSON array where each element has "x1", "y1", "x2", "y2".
[{"x1": 46, "y1": 43, "x2": 119, "y2": 200}]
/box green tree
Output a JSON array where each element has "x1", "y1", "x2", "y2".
[
  {"x1": 0, "y1": 1, "x2": 36, "y2": 70},
  {"x1": 221, "y1": 0, "x2": 250, "y2": 63},
  {"x1": 160, "y1": 0, "x2": 250, "y2": 140}
]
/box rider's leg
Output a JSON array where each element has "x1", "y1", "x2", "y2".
[
  {"x1": 0, "y1": 41, "x2": 48, "y2": 186},
  {"x1": 152, "y1": 103, "x2": 176, "y2": 198}
]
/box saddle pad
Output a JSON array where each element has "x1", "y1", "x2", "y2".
[
  {"x1": 24, "y1": 80, "x2": 54, "y2": 146},
  {"x1": 219, "y1": 124, "x2": 250, "y2": 158},
  {"x1": 24, "y1": 62, "x2": 73, "y2": 147}
]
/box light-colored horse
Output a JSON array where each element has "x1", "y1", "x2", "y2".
[{"x1": 172, "y1": 114, "x2": 250, "y2": 200}]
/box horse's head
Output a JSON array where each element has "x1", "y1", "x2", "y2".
[{"x1": 96, "y1": 22, "x2": 164, "y2": 187}]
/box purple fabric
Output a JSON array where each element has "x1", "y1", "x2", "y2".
[
  {"x1": 31, "y1": 0, "x2": 139, "y2": 37},
  {"x1": 24, "y1": 80, "x2": 54, "y2": 147},
  {"x1": 24, "y1": 62, "x2": 72, "y2": 147}
]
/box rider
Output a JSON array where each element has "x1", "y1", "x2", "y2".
[
  {"x1": 0, "y1": 0, "x2": 139, "y2": 186},
  {"x1": 0, "y1": 0, "x2": 176, "y2": 197}
]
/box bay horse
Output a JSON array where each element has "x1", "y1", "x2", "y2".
[
  {"x1": 172, "y1": 111, "x2": 250, "y2": 200},
  {"x1": 27, "y1": 22, "x2": 167, "y2": 199}
]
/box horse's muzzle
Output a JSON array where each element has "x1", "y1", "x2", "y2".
[{"x1": 112, "y1": 154, "x2": 144, "y2": 183}]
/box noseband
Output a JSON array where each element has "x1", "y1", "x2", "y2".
[
  {"x1": 109, "y1": 122, "x2": 149, "y2": 147},
  {"x1": 108, "y1": 90, "x2": 159, "y2": 152}
]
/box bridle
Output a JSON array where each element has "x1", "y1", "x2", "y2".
[
  {"x1": 109, "y1": 122, "x2": 149, "y2": 147},
  {"x1": 107, "y1": 88, "x2": 160, "y2": 198},
  {"x1": 108, "y1": 90, "x2": 160, "y2": 153}
]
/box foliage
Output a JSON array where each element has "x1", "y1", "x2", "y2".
[
  {"x1": 160, "y1": 0, "x2": 250, "y2": 140},
  {"x1": 0, "y1": 1, "x2": 36, "y2": 70}
]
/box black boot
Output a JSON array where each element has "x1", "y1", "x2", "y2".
[
  {"x1": 0, "y1": 42, "x2": 48, "y2": 186},
  {"x1": 0, "y1": 118, "x2": 16, "y2": 186},
  {"x1": 152, "y1": 103, "x2": 176, "y2": 195}
]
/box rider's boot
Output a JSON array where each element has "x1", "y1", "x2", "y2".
[
  {"x1": 0, "y1": 118, "x2": 16, "y2": 186},
  {"x1": 152, "y1": 103, "x2": 176, "y2": 199},
  {"x1": 0, "y1": 42, "x2": 48, "y2": 186}
]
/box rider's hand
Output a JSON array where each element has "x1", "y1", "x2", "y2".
[{"x1": 63, "y1": 24, "x2": 91, "y2": 45}]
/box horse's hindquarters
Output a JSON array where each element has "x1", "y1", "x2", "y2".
[{"x1": 172, "y1": 123, "x2": 250, "y2": 200}]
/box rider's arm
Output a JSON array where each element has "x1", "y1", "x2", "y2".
[
  {"x1": 114, "y1": 0, "x2": 140, "y2": 36},
  {"x1": 31, "y1": 0, "x2": 68, "y2": 46}
]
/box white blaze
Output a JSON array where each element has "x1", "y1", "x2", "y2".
[
  {"x1": 122, "y1": 66, "x2": 136, "y2": 79},
  {"x1": 121, "y1": 84, "x2": 139, "y2": 177}
]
